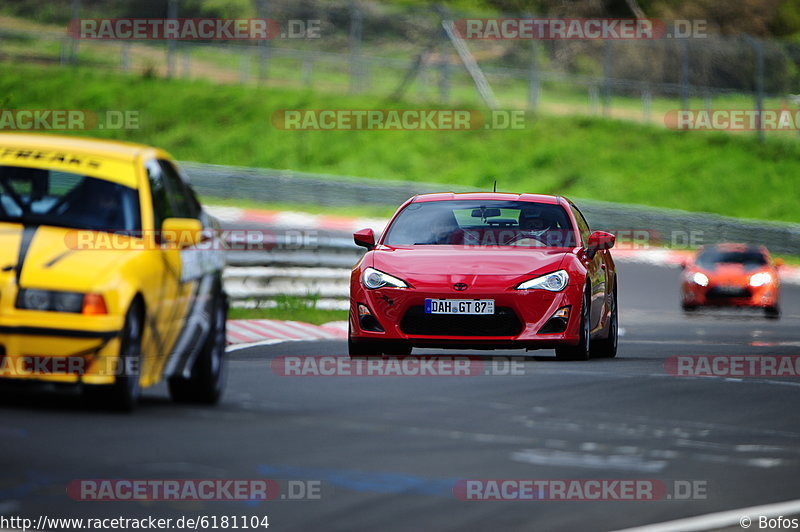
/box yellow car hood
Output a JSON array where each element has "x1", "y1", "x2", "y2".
[{"x1": 0, "y1": 222, "x2": 131, "y2": 292}]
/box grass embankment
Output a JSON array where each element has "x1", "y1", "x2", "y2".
[
  {"x1": 3, "y1": 65, "x2": 800, "y2": 223},
  {"x1": 3, "y1": 65, "x2": 800, "y2": 323},
  {"x1": 227, "y1": 296, "x2": 347, "y2": 324}
]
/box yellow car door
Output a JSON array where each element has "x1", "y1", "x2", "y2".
[{"x1": 138, "y1": 158, "x2": 185, "y2": 385}]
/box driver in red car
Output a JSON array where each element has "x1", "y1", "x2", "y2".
[
  {"x1": 512, "y1": 208, "x2": 559, "y2": 246},
  {"x1": 428, "y1": 211, "x2": 460, "y2": 244}
]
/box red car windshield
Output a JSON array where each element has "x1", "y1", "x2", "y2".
[
  {"x1": 696, "y1": 248, "x2": 768, "y2": 270},
  {"x1": 382, "y1": 200, "x2": 576, "y2": 248}
]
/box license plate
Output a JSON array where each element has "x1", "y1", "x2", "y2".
[
  {"x1": 717, "y1": 285, "x2": 742, "y2": 295},
  {"x1": 425, "y1": 299, "x2": 495, "y2": 315}
]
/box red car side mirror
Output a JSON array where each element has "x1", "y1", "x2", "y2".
[
  {"x1": 354, "y1": 228, "x2": 376, "y2": 250},
  {"x1": 588, "y1": 231, "x2": 616, "y2": 251},
  {"x1": 775, "y1": 258, "x2": 785, "y2": 268}
]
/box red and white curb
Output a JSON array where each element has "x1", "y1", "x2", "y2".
[
  {"x1": 206, "y1": 205, "x2": 386, "y2": 234},
  {"x1": 226, "y1": 319, "x2": 347, "y2": 350}
]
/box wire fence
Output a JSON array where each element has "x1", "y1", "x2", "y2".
[{"x1": 2, "y1": 0, "x2": 800, "y2": 136}]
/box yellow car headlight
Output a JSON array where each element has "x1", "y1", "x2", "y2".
[{"x1": 16, "y1": 289, "x2": 107, "y2": 315}]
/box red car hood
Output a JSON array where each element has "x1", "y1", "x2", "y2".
[
  {"x1": 701, "y1": 264, "x2": 772, "y2": 285},
  {"x1": 371, "y1": 246, "x2": 568, "y2": 276}
]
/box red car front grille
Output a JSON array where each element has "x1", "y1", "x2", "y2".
[
  {"x1": 399, "y1": 306, "x2": 523, "y2": 337},
  {"x1": 706, "y1": 286, "x2": 751, "y2": 299}
]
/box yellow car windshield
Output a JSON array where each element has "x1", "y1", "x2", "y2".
[{"x1": 0, "y1": 165, "x2": 141, "y2": 232}]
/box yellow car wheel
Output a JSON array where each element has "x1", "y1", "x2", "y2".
[
  {"x1": 168, "y1": 292, "x2": 227, "y2": 404},
  {"x1": 84, "y1": 301, "x2": 143, "y2": 412}
]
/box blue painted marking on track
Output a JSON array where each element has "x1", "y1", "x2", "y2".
[{"x1": 256, "y1": 464, "x2": 457, "y2": 497}]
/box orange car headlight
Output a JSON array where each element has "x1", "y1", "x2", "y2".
[
  {"x1": 690, "y1": 272, "x2": 709, "y2": 287},
  {"x1": 749, "y1": 272, "x2": 773, "y2": 287}
]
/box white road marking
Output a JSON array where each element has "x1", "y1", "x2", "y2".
[
  {"x1": 613, "y1": 497, "x2": 800, "y2": 532},
  {"x1": 510, "y1": 449, "x2": 668, "y2": 473},
  {"x1": 226, "y1": 339, "x2": 296, "y2": 352}
]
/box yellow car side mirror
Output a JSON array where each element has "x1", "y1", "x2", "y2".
[{"x1": 161, "y1": 218, "x2": 203, "y2": 248}]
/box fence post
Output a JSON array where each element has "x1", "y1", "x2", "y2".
[
  {"x1": 166, "y1": 0, "x2": 178, "y2": 78},
  {"x1": 602, "y1": 40, "x2": 612, "y2": 116},
  {"x1": 438, "y1": 32, "x2": 451, "y2": 103},
  {"x1": 302, "y1": 54, "x2": 314, "y2": 88},
  {"x1": 642, "y1": 86, "x2": 652, "y2": 122},
  {"x1": 257, "y1": 0, "x2": 271, "y2": 83},
  {"x1": 742, "y1": 34, "x2": 765, "y2": 144},
  {"x1": 349, "y1": 1, "x2": 363, "y2": 93},
  {"x1": 440, "y1": 19, "x2": 497, "y2": 108},
  {"x1": 181, "y1": 48, "x2": 191, "y2": 78},
  {"x1": 589, "y1": 84, "x2": 599, "y2": 114},
  {"x1": 120, "y1": 42, "x2": 131, "y2": 71},
  {"x1": 680, "y1": 38, "x2": 690, "y2": 110},
  {"x1": 418, "y1": 57, "x2": 430, "y2": 97},
  {"x1": 240, "y1": 46, "x2": 251, "y2": 84},
  {"x1": 60, "y1": 38, "x2": 69, "y2": 65},
  {"x1": 528, "y1": 39, "x2": 540, "y2": 109},
  {"x1": 523, "y1": 12, "x2": 539, "y2": 110},
  {"x1": 69, "y1": 0, "x2": 80, "y2": 65}
]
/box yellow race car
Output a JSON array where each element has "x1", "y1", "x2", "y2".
[{"x1": 0, "y1": 134, "x2": 227, "y2": 410}]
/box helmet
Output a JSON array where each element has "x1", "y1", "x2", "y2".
[{"x1": 520, "y1": 208, "x2": 557, "y2": 237}]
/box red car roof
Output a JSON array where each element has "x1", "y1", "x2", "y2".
[
  {"x1": 411, "y1": 192, "x2": 562, "y2": 204},
  {"x1": 699, "y1": 243, "x2": 768, "y2": 255}
]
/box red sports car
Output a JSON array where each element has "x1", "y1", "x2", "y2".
[
  {"x1": 681, "y1": 243, "x2": 782, "y2": 319},
  {"x1": 348, "y1": 193, "x2": 618, "y2": 360}
]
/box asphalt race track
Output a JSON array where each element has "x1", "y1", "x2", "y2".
[{"x1": 2, "y1": 261, "x2": 800, "y2": 531}]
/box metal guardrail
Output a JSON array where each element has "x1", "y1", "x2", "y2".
[
  {"x1": 186, "y1": 162, "x2": 800, "y2": 255},
  {"x1": 222, "y1": 234, "x2": 360, "y2": 309},
  {"x1": 194, "y1": 162, "x2": 800, "y2": 307},
  {"x1": 576, "y1": 198, "x2": 800, "y2": 256},
  {"x1": 182, "y1": 162, "x2": 463, "y2": 207}
]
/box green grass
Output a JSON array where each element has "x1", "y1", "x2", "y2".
[
  {"x1": 227, "y1": 306, "x2": 347, "y2": 324},
  {"x1": 3, "y1": 64, "x2": 800, "y2": 223},
  {"x1": 774, "y1": 253, "x2": 800, "y2": 267},
  {"x1": 1, "y1": 14, "x2": 795, "y2": 133},
  {"x1": 227, "y1": 295, "x2": 347, "y2": 325}
]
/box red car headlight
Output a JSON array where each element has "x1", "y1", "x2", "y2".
[
  {"x1": 515, "y1": 270, "x2": 569, "y2": 291},
  {"x1": 362, "y1": 268, "x2": 408, "y2": 289}
]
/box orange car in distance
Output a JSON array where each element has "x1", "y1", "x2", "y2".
[{"x1": 681, "y1": 243, "x2": 782, "y2": 319}]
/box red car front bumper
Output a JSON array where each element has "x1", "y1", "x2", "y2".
[
  {"x1": 350, "y1": 279, "x2": 584, "y2": 350},
  {"x1": 681, "y1": 280, "x2": 778, "y2": 308}
]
